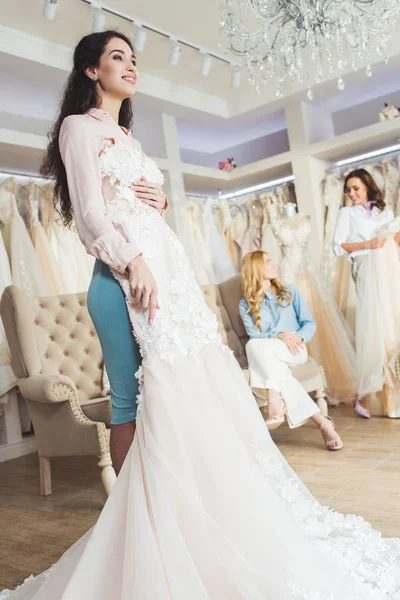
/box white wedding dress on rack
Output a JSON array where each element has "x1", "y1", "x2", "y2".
[
  {"x1": 0, "y1": 229, "x2": 17, "y2": 402},
  {"x1": 202, "y1": 198, "x2": 237, "y2": 283},
  {"x1": 2, "y1": 139, "x2": 400, "y2": 600},
  {"x1": 185, "y1": 199, "x2": 216, "y2": 285},
  {"x1": 321, "y1": 173, "x2": 357, "y2": 332},
  {"x1": 273, "y1": 214, "x2": 357, "y2": 404},
  {"x1": 0, "y1": 180, "x2": 49, "y2": 297},
  {"x1": 27, "y1": 183, "x2": 68, "y2": 296}
]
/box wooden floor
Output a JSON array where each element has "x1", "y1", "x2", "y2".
[{"x1": 1, "y1": 405, "x2": 400, "y2": 592}]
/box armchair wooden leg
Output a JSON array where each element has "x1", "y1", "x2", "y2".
[
  {"x1": 315, "y1": 389, "x2": 329, "y2": 417},
  {"x1": 39, "y1": 456, "x2": 52, "y2": 496},
  {"x1": 98, "y1": 453, "x2": 116, "y2": 496}
]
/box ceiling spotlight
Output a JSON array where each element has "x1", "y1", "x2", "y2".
[
  {"x1": 42, "y1": 0, "x2": 58, "y2": 20},
  {"x1": 200, "y1": 53, "x2": 212, "y2": 76},
  {"x1": 231, "y1": 69, "x2": 241, "y2": 89},
  {"x1": 92, "y1": 6, "x2": 106, "y2": 33},
  {"x1": 169, "y1": 37, "x2": 181, "y2": 66},
  {"x1": 134, "y1": 25, "x2": 147, "y2": 53}
]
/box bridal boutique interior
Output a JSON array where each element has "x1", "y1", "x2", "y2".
[{"x1": 1, "y1": 0, "x2": 400, "y2": 593}]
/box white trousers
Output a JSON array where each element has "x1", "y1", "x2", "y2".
[{"x1": 246, "y1": 338, "x2": 320, "y2": 429}]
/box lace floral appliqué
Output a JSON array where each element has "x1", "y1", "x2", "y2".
[{"x1": 100, "y1": 140, "x2": 227, "y2": 368}]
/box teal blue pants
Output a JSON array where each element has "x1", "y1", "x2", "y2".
[{"x1": 87, "y1": 259, "x2": 142, "y2": 425}]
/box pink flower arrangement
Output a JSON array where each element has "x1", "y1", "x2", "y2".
[
  {"x1": 218, "y1": 157, "x2": 237, "y2": 172},
  {"x1": 379, "y1": 103, "x2": 400, "y2": 121}
]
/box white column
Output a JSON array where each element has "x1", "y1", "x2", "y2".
[
  {"x1": 161, "y1": 114, "x2": 186, "y2": 233},
  {"x1": 285, "y1": 101, "x2": 333, "y2": 266},
  {"x1": 160, "y1": 114, "x2": 203, "y2": 273}
]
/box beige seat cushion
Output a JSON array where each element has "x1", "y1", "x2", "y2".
[
  {"x1": 202, "y1": 283, "x2": 248, "y2": 367},
  {"x1": 80, "y1": 397, "x2": 112, "y2": 427}
]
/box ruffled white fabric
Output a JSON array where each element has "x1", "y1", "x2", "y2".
[
  {"x1": 2, "y1": 140, "x2": 400, "y2": 599},
  {"x1": 354, "y1": 217, "x2": 400, "y2": 410}
]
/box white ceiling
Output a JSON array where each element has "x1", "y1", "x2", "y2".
[
  {"x1": 2, "y1": 0, "x2": 400, "y2": 110},
  {"x1": 1, "y1": 0, "x2": 400, "y2": 157},
  {"x1": 0, "y1": 0, "x2": 237, "y2": 100}
]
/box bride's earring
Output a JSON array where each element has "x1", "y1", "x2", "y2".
[{"x1": 92, "y1": 76, "x2": 98, "y2": 81}]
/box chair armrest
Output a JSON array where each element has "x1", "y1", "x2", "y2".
[{"x1": 18, "y1": 374, "x2": 78, "y2": 404}]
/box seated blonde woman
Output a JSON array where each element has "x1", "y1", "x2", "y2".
[{"x1": 239, "y1": 250, "x2": 343, "y2": 451}]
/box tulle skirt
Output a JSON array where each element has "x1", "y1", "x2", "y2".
[
  {"x1": 294, "y1": 265, "x2": 357, "y2": 404},
  {"x1": 2, "y1": 347, "x2": 399, "y2": 600},
  {"x1": 352, "y1": 235, "x2": 400, "y2": 416}
]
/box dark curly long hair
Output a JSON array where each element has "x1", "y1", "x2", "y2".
[
  {"x1": 41, "y1": 30, "x2": 135, "y2": 227},
  {"x1": 344, "y1": 168, "x2": 386, "y2": 212}
]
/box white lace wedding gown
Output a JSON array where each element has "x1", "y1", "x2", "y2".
[{"x1": 3, "y1": 141, "x2": 400, "y2": 600}]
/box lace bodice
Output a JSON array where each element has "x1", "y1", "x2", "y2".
[
  {"x1": 99, "y1": 141, "x2": 226, "y2": 367},
  {"x1": 100, "y1": 138, "x2": 164, "y2": 195},
  {"x1": 273, "y1": 215, "x2": 311, "y2": 282}
]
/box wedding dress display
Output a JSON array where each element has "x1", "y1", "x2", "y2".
[
  {"x1": 382, "y1": 160, "x2": 400, "y2": 212},
  {"x1": 3, "y1": 121, "x2": 400, "y2": 600},
  {"x1": 321, "y1": 173, "x2": 345, "y2": 288},
  {"x1": 0, "y1": 180, "x2": 49, "y2": 297},
  {"x1": 230, "y1": 203, "x2": 248, "y2": 268},
  {"x1": 36, "y1": 184, "x2": 94, "y2": 294},
  {"x1": 239, "y1": 198, "x2": 264, "y2": 256},
  {"x1": 260, "y1": 192, "x2": 283, "y2": 267},
  {"x1": 0, "y1": 229, "x2": 17, "y2": 402},
  {"x1": 320, "y1": 173, "x2": 357, "y2": 332},
  {"x1": 272, "y1": 212, "x2": 357, "y2": 404},
  {"x1": 214, "y1": 197, "x2": 237, "y2": 265},
  {"x1": 27, "y1": 183, "x2": 68, "y2": 296},
  {"x1": 202, "y1": 198, "x2": 237, "y2": 283},
  {"x1": 185, "y1": 199, "x2": 216, "y2": 285}
]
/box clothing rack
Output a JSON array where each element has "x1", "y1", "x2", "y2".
[
  {"x1": 188, "y1": 175, "x2": 295, "y2": 204},
  {"x1": 326, "y1": 144, "x2": 400, "y2": 175},
  {"x1": 0, "y1": 170, "x2": 51, "y2": 185}
]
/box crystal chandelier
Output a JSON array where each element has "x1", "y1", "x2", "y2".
[{"x1": 220, "y1": 0, "x2": 400, "y2": 98}]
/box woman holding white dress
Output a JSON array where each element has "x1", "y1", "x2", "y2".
[
  {"x1": 239, "y1": 250, "x2": 343, "y2": 450},
  {"x1": 333, "y1": 167, "x2": 400, "y2": 418}
]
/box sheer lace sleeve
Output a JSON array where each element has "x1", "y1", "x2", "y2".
[{"x1": 59, "y1": 115, "x2": 141, "y2": 274}]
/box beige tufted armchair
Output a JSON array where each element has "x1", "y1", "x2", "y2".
[
  {"x1": 0, "y1": 285, "x2": 116, "y2": 496},
  {"x1": 201, "y1": 275, "x2": 329, "y2": 418}
]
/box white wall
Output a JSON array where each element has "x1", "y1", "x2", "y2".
[
  {"x1": 133, "y1": 110, "x2": 167, "y2": 158},
  {"x1": 180, "y1": 129, "x2": 289, "y2": 168},
  {"x1": 333, "y1": 88, "x2": 400, "y2": 135}
]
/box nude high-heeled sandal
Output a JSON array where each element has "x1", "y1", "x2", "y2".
[
  {"x1": 266, "y1": 389, "x2": 286, "y2": 431},
  {"x1": 320, "y1": 416, "x2": 343, "y2": 451}
]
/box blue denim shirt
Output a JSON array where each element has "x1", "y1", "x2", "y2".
[{"x1": 238, "y1": 284, "x2": 316, "y2": 343}]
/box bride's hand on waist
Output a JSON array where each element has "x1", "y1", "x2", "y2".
[
  {"x1": 127, "y1": 255, "x2": 160, "y2": 325},
  {"x1": 132, "y1": 177, "x2": 167, "y2": 213}
]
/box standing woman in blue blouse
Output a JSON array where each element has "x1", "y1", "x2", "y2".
[{"x1": 239, "y1": 251, "x2": 343, "y2": 450}]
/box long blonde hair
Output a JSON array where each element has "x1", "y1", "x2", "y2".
[{"x1": 241, "y1": 251, "x2": 292, "y2": 330}]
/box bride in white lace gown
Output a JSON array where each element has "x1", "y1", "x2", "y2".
[{"x1": 3, "y1": 32, "x2": 400, "y2": 600}]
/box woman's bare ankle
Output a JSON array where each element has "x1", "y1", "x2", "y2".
[{"x1": 267, "y1": 389, "x2": 284, "y2": 417}]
